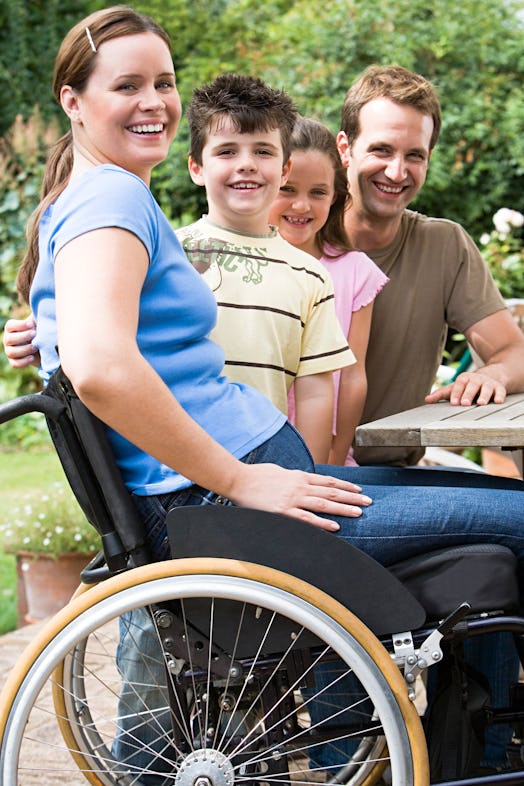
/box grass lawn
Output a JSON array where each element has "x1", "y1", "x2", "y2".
[{"x1": 0, "y1": 449, "x2": 64, "y2": 634}]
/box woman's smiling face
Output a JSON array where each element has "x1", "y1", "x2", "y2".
[
  {"x1": 63, "y1": 32, "x2": 182, "y2": 182},
  {"x1": 269, "y1": 149, "x2": 336, "y2": 257}
]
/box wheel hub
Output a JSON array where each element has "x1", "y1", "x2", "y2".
[{"x1": 175, "y1": 749, "x2": 235, "y2": 786}]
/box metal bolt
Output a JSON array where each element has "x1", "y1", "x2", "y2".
[
  {"x1": 229, "y1": 663, "x2": 242, "y2": 679},
  {"x1": 156, "y1": 611, "x2": 173, "y2": 628},
  {"x1": 219, "y1": 693, "x2": 234, "y2": 712}
]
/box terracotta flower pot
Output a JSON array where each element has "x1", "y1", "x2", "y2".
[{"x1": 16, "y1": 551, "x2": 89, "y2": 624}]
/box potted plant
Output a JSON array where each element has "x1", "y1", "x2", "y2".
[{"x1": 1, "y1": 481, "x2": 100, "y2": 623}]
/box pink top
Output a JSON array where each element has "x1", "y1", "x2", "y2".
[{"x1": 288, "y1": 247, "x2": 389, "y2": 464}]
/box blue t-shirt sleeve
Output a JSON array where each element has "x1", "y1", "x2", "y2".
[{"x1": 49, "y1": 166, "x2": 158, "y2": 262}]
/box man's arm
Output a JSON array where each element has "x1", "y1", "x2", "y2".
[
  {"x1": 2, "y1": 315, "x2": 40, "y2": 368},
  {"x1": 426, "y1": 309, "x2": 524, "y2": 405}
]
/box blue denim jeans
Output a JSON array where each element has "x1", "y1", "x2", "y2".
[
  {"x1": 114, "y1": 434, "x2": 524, "y2": 777},
  {"x1": 113, "y1": 423, "x2": 314, "y2": 783}
]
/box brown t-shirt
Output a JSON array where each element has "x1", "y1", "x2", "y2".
[{"x1": 354, "y1": 210, "x2": 505, "y2": 466}]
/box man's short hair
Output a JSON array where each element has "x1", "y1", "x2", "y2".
[
  {"x1": 341, "y1": 64, "x2": 442, "y2": 149},
  {"x1": 186, "y1": 73, "x2": 298, "y2": 164}
]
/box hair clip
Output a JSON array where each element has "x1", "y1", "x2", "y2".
[{"x1": 85, "y1": 27, "x2": 97, "y2": 53}]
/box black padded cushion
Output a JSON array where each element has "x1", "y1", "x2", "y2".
[{"x1": 390, "y1": 543, "x2": 519, "y2": 618}]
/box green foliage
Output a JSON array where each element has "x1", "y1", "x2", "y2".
[
  {"x1": 0, "y1": 449, "x2": 65, "y2": 634},
  {"x1": 0, "y1": 0, "x2": 103, "y2": 137},
  {"x1": 1, "y1": 480, "x2": 100, "y2": 558},
  {"x1": 151, "y1": 0, "x2": 524, "y2": 239},
  {"x1": 0, "y1": 110, "x2": 54, "y2": 408},
  {"x1": 479, "y1": 209, "x2": 524, "y2": 299},
  {"x1": 0, "y1": 550, "x2": 16, "y2": 635}
]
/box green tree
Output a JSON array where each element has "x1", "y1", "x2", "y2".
[
  {"x1": 171, "y1": 0, "x2": 524, "y2": 238},
  {"x1": 0, "y1": 1, "x2": 103, "y2": 138}
]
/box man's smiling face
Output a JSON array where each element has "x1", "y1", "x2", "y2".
[{"x1": 339, "y1": 97, "x2": 433, "y2": 224}]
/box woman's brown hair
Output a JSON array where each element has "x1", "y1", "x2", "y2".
[{"x1": 17, "y1": 5, "x2": 171, "y2": 303}]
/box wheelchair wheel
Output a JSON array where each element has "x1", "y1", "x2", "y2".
[{"x1": 0, "y1": 558, "x2": 428, "y2": 785}]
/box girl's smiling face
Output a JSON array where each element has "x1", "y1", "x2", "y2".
[
  {"x1": 62, "y1": 32, "x2": 182, "y2": 182},
  {"x1": 269, "y1": 149, "x2": 336, "y2": 257}
]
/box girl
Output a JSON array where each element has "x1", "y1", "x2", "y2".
[{"x1": 269, "y1": 117, "x2": 388, "y2": 465}]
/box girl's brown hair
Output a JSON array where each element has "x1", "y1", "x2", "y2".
[
  {"x1": 17, "y1": 6, "x2": 171, "y2": 303},
  {"x1": 289, "y1": 117, "x2": 352, "y2": 257}
]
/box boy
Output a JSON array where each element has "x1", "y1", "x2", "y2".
[{"x1": 177, "y1": 74, "x2": 355, "y2": 462}]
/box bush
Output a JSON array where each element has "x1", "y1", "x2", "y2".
[
  {"x1": 479, "y1": 209, "x2": 524, "y2": 299},
  {"x1": 0, "y1": 111, "x2": 56, "y2": 409},
  {"x1": 1, "y1": 481, "x2": 100, "y2": 558}
]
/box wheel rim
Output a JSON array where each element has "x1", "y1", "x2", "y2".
[{"x1": 1, "y1": 561, "x2": 427, "y2": 785}]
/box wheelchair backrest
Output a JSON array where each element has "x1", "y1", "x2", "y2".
[{"x1": 0, "y1": 367, "x2": 150, "y2": 572}]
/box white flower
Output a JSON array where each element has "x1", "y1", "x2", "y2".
[
  {"x1": 480, "y1": 233, "x2": 491, "y2": 245},
  {"x1": 493, "y1": 208, "x2": 524, "y2": 236}
]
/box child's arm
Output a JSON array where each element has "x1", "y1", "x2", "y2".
[
  {"x1": 293, "y1": 371, "x2": 334, "y2": 463},
  {"x1": 329, "y1": 303, "x2": 373, "y2": 465}
]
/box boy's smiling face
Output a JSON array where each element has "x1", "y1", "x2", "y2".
[{"x1": 188, "y1": 116, "x2": 291, "y2": 235}]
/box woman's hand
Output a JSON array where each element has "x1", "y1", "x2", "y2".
[
  {"x1": 2, "y1": 315, "x2": 40, "y2": 368},
  {"x1": 228, "y1": 462, "x2": 372, "y2": 531}
]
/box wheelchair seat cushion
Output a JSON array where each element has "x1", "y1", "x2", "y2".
[{"x1": 390, "y1": 543, "x2": 519, "y2": 618}]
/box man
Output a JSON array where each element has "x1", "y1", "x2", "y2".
[
  {"x1": 336, "y1": 64, "x2": 524, "y2": 466},
  {"x1": 336, "y1": 64, "x2": 524, "y2": 773}
]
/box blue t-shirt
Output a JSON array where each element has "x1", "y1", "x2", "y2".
[{"x1": 31, "y1": 165, "x2": 285, "y2": 494}]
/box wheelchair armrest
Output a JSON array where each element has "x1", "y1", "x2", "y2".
[{"x1": 167, "y1": 505, "x2": 427, "y2": 636}]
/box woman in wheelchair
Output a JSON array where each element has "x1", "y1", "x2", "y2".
[{"x1": 3, "y1": 6, "x2": 524, "y2": 785}]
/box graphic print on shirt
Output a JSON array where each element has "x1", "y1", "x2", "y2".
[{"x1": 181, "y1": 235, "x2": 270, "y2": 288}]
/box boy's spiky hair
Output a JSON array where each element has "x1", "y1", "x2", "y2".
[{"x1": 186, "y1": 73, "x2": 298, "y2": 164}]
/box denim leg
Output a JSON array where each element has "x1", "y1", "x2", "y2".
[
  {"x1": 110, "y1": 423, "x2": 314, "y2": 778},
  {"x1": 112, "y1": 608, "x2": 172, "y2": 785},
  {"x1": 465, "y1": 633, "x2": 520, "y2": 768},
  {"x1": 314, "y1": 464, "x2": 524, "y2": 572},
  {"x1": 301, "y1": 659, "x2": 372, "y2": 768}
]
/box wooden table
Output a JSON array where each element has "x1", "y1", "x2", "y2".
[{"x1": 355, "y1": 392, "x2": 524, "y2": 473}]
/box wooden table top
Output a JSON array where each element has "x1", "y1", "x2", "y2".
[{"x1": 355, "y1": 393, "x2": 524, "y2": 450}]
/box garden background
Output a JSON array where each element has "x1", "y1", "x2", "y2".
[{"x1": 0, "y1": 0, "x2": 523, "y2": 632}]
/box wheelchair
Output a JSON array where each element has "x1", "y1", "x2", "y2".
[{"x1": 1, "y1": 368, "x2": 524, "y2": 786}]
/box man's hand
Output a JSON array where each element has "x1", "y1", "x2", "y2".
[
  {"x1": 2, "y1": 315, "x2": 40, "y2": 368},
  {"x1": 425, "y1": 370, "x2": 506, "y2": 406}
]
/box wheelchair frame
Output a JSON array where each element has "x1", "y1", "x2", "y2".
[{"x1": 1, "y1": 367, "x2": 524, "y2": 786}]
